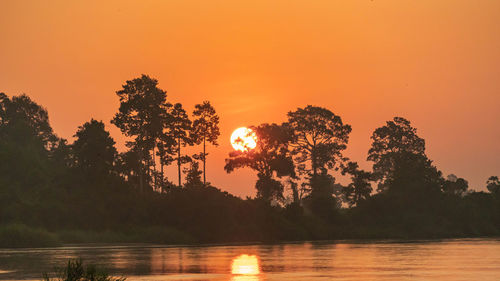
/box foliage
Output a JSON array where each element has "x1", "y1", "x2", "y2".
[
  {"x1": 367, "y1": 117, "x2": 444, "y2": 201},
  {"x1": 73, "y1": 119, "x2": 117, "y2": 177},
  {"x1": 487, "y1": 176, "x2": 500, "y2": 196},
  {"x1": 304, "y1": 172, "x2": 342, "y2": 221},
  {"x1": 368, "y1": 117, "x2": 426, "y2": 191},
  {"x1": 341, "y1": 162, "x2": 373, "y2": 207},
  {"x1": 43, "y1": 259, "x2": 125, "y2": 281},
  {"x1": 225, "y1": 123, "x2": 295, "y2": 202},
  {"x1": 184, "y1": 161, "x2": 204, "y2": 188},
  {"x1": 111, "y1": 75, "x2": 169, "y2": 191},
  {"x1": 192, "y1": 101, "x2": 220, "y2": 184},
  {"x1": 286, "y1": 105, "x2": 351, "y2": 178},
  {"x1": 442, "y1": 174, "x2": 469, "y2": 196},
  {"x1": 0, "y1": 93, "x2": 57, "y2": 147},
  {"x1": 0, "y1": 87, "x2": 499, "y2": 248},
  {"x1": 167, "y1": 103, "x2": 193, "y2": 186},
  {"x1": 0, "y1": 224, "x2": 60, "y2": 248}
]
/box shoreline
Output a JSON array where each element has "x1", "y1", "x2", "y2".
[{"x1": 1, "y1": 235, "x2": 500, "y2": 250}]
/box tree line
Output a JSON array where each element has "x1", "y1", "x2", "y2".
[
  {"x1": 110, "y1": 75, "x2": 220, "y2": 191},
  {"x1": 225, "y1": 107, "x2": 499, "y2": 214},
  {"x1": 0, "y1": 74, "x2": 499, "y2": 245}
]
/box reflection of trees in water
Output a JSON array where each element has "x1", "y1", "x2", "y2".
[
  {"x1": 150, "y1": 247, "x2": 209, "y2": 274},
  {"x1": 257, "y1": 244, "x2": 286, "y2": 273}
]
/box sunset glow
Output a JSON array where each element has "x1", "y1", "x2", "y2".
[
  {"x1": 230, "y1": 127, "x2": 257, "y2": 152},
  {"x1": 1, "y1": 0, "x2": 499, "y2": 197},
  {"x1": 2, "y1": 1, "x2": 500, "y2": 280}
]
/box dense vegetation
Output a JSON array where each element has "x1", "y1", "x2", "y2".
[
  {"x1": 0, "y1": 75, "x2": 499, "y2": 247},
  {"x1": 43, "y1": 259, "x2": 125, "y2": 281}
]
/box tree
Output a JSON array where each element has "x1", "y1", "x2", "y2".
[
  {"x1": 184, "y1": 161, "x2": 204, "y2": 188},
  {"x1": 0, "y1": 93, "x2": 57, "y2": 147},
  {"x1": 50, "y1": 138, "x2": 73, "y2": 170},
  {"x1": 304, "y1": 171, "x2": 342, "y2": 220},
  {"x1": 487, "y1": 176, "x2": 500, "y2": 196},
  {"x1": 167, "y1": 103, "x2": 193, "y2": 187},
  {"x1": 442, "y1": 174, "x2": 468, "y2": 196},
  {"x1": 341, "y1": 162, "x2": 373, "y2": 207},
  {"x1": 0, "y1": 93, "x2": 57, "y2": 188},
  {"x1": 156, "y1": 100, "x2": 175, "y2": 190},
  {"x1": 72, "y1": 119, "x2": 117, "y2": 177},
  {"x1": 0, "y1": 93, "x2": 8, "y2": 126},
  {"x1": 225, "y1": 123, "x2": 295, "y2": 202},
  {"x1": 286, "y1": 105, "x2": 351, "y2": 191},
  {"x1": 111, "y1": 75, "x2": 169, "y2": 192},
  {"x1": 367, "y1": 117, "x2": 427, "y2": 191},
  {"x1": 115, "y1": 150, "x2": 141, "y2": 186},
  {"x1": 191, "y1": 101, "x2": 220, "y2": 185}
]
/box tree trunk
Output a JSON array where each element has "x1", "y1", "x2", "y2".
[
  {"x1": 152, "y1": 144, "x2": 156, "y2": 191},
  {"x1": 203, "y1": 136, "x2": 206, "y2": 185},
  {"x1": 291, "y1": 181, "x2": 299, "y2": 203},
  {"x1": 160, "y1": 161, "x2": 164, "y2": 193},
  {"x1": 312, "y1": 150, "x2": 318, "y2": 177},
  {"x1": 177, "y1": 137, "x2": 181, "y2": 187},
  {"x1": 311, "y1": 148, "x2": 318, "y2": 193},
  {"x1": 139, "y1": 150, "x2": 144, "y2": 194}
]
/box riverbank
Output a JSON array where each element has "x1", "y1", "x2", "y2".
[
  {"x1": 0, "y1": 224, "x2": 195, "y2": 248},
  {"x1": 1, "y1": 222, "x2": 499, "y2": 249}
]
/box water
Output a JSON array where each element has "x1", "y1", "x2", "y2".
[{"x1": 1, "y1": 239, "x2": 500, "y2": 280}]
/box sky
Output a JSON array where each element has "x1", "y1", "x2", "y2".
[{"x1": 1, "y1": 0, "x2": 499, "y2": 197}]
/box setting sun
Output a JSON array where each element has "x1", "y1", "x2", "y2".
[{"x1": 230, "y1": 127, "x2": 257, "y2": 152}]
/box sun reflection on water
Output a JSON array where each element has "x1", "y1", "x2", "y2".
[{"x1": 231, "y1": 254, "x2": 261, "y2": 281}]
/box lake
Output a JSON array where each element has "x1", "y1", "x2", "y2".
[{"x1": 1, "y1": 238, "x2": 499, "y2": 280}]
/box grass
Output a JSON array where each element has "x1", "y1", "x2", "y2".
[
  {"x1": 57, "y1": 226, "x2": 195, "y2": 244},
  {"x1": 43, "y1": 259, "x2": 125, "y2": 281},
  {"x1": 0, "y1": 223, "x2": 194, "y2": 248},
  {"x1": 0, "y1": 223, "x2": 60, "y2": 248}
]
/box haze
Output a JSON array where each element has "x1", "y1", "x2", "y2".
[{"x1": 1, "y1": 0, "x2": 499, "y2": 197}]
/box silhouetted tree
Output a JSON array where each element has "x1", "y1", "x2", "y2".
[
  {"x1": 184, "y1": 161, "x2": 204, "y2": 188},
  {"x1": 367, "y1": 117, "x2": 427, "y2": 191},
  {"x1": 50, "y1": 138, "x2": 73, "y2": 170},
  {"x1": 116, "y1": 150, "x2": 141, "y2": 185},
  {"x1": 304, "y1": 171, "x2": 342, "y2": 220},
  {"x1": 225, "y1": 123, "x2": 295, "y2": 202},
  {"x1": 286, "y1": 105, "x2": 351, "y2": 194},
  {"x1": 111, "y1": 75, "x2": 168, "y2": 192},
  {"x1": 442, "y1": 174, "x2": 468, "y2": 196},
  {"x1": 0, "y1": 93, "x2": 8, "y2": 126},
  {"x1": 73, "y1": 119, "x2": 117, "y2": 178},
  {"x1": 167, "y1": 103, "x2": 193, "y2": 187},
  {"x1": 341, "y1": 162, "x2": 373, "y2": 207},
  {"x1": 192, "y1": 101, "x2": 220, "y2": 185},
  {"x1": 0, "y1": 93, "x2": 57, "y2": 147},
  {"x1": 487, "y1": 176, "x2": 500, "y2": 196},
  {"x1": 2, "y1": 92, "x2": 500, "y2": 244},
  {"x1": 0, "y1": 93, "x2": 56, "y2": 187},
  {"x1": 156, "y1": 100, "x2": 175, "y2": 191}
]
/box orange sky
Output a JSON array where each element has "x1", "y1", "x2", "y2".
[{"x1": 1, "y1": 0, "x2": 499, "y2": 197}]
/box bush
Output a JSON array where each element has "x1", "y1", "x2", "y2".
[
  {"x1": 0, "y1": 223, "x2": 60, "y2": 248},
  {"x1": 43, "y1": 259, "x2": 125, "y2": 281}
]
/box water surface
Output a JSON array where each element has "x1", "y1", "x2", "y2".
[{"x1": 1, "y1": 238, "x2": 499, "y2": 280}]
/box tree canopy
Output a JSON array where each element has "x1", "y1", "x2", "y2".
[
  {"x1": 286, "y1": 105, "x2": 351, "y2": 191},
  {"x1": 192, "y1": 101, "x2": 220, "y2": 185},
  {"x1": 73, "y1": 119, "x2": 117, "y2": 177},
  {"x1": 225, "y1": 123, "x2": 295, "y2": 202}
]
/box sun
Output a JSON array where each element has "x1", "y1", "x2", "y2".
[{"x1": 230, "y1": 127, "x2": 257, "y2": 152}]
